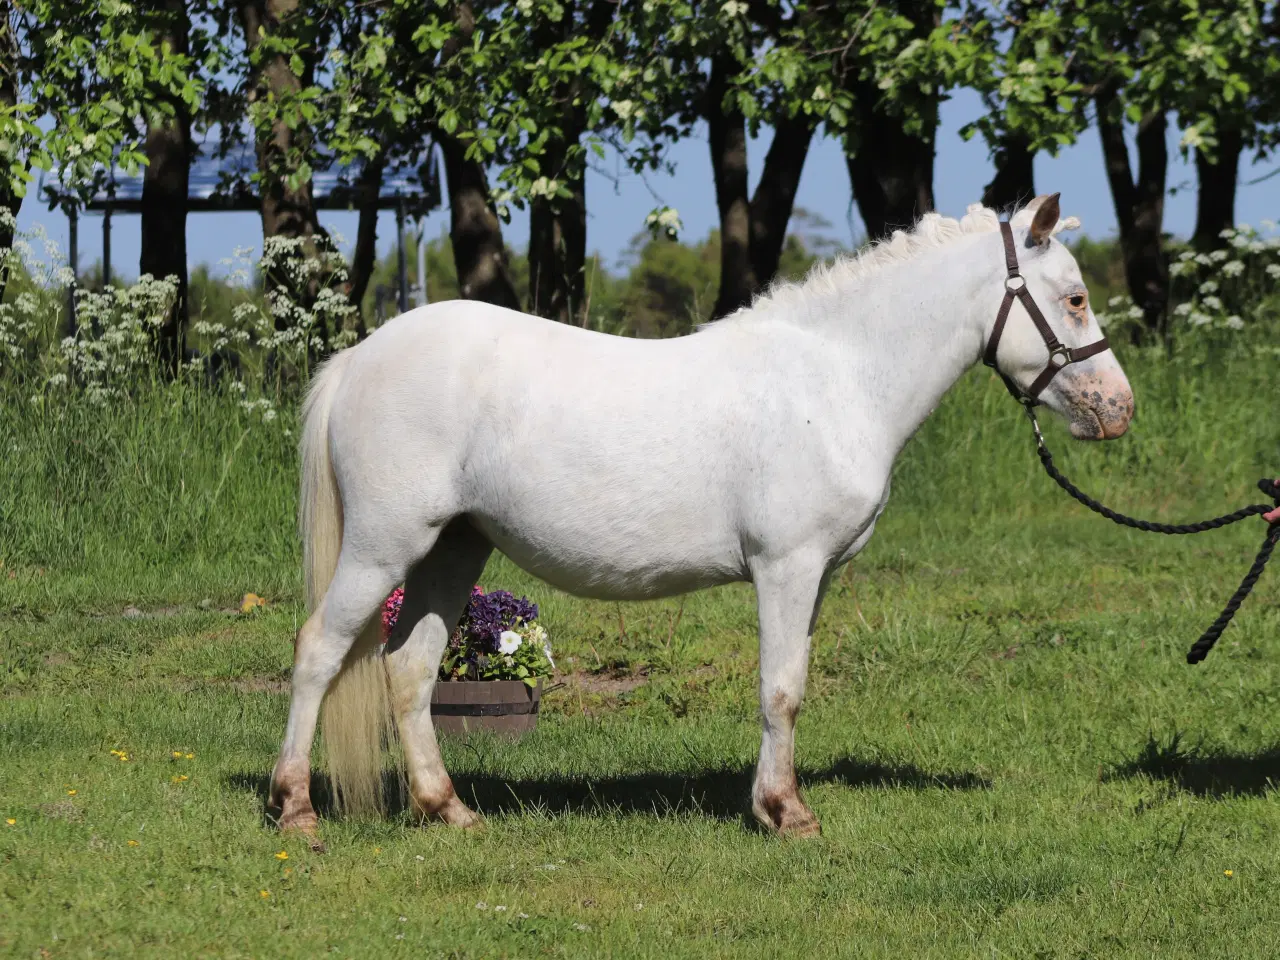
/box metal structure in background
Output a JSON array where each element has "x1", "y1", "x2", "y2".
[{"x1": 47, "y1": 143, "x2": 442, "y2": 326}]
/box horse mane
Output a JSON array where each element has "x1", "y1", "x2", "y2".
[{"x1": 717, "y1": 198, "x2": 1082, "y2": 325}]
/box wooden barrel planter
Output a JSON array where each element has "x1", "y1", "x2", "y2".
[{"x1": 431, "y1": 679, "x2": 541, "y2": 738}]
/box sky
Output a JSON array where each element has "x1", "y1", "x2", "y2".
[{"x1": 19, "y1": 86, "x2": 1280, "y2": 284}]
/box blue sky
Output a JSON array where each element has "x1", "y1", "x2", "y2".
[{"x1": 21, "y1": 86, "x2": 1280, "y2": 283}]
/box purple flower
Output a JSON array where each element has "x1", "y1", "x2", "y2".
[{"x1": 381, "y1": 585, "x2": 538, "y2": 656}]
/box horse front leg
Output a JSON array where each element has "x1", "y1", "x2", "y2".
[{"x1": 750, "y1": 555, "x2": 832, "y2": 838}]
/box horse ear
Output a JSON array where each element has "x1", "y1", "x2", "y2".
[{"x1": 1028, "y1": 193, "x2": 1060, "y2": 247}]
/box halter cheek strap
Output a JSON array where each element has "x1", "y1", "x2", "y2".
[{"x1": 983, "y1": 220, "x2": 1111, "y2": 405}]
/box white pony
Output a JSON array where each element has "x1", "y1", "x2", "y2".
[{"x1": 269, "y1": 195, "x2": 1133, "y2": 842}]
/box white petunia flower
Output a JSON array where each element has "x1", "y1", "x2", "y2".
[{"x1": 499, "y1": 631, "x2": 523, "y2": 654}]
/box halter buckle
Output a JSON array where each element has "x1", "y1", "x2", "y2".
[
  {"x1": 1005, "y1": 275, "x2": 1026, "y2": 293},
  {"x1": 1047, "y1": 345, "x2": 1072, "y2": 368}
]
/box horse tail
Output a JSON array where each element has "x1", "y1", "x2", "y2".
[{"x1": 299, "y1": 348, "x2": 392, "y2": 817}]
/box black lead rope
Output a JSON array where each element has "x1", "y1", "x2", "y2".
[{"x1": 1023, "y1": 409, "x2": 1280, "y2": 664}]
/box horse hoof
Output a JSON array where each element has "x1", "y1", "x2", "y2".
[
  {"x1": 415, "y1": 795, "x2": 483, "y2": 829},
  {"x1": 753, "y1": 795, "x2": 822, "y2": 839},
  {"x1": 778, "y1": 813, "x2": 822, "y2": 839}
]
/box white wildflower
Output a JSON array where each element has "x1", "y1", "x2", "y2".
[
  {"x1": 1199, "y1": 280, "x2": 1219, "y2": 294},
  {"x1": 612, "y1": 99, "x2": 636, "y2": 120},
  {"x1": 1266, "y1": 263, "x2": 1280, "y2": 279},
  {"x1": 1225, "y1": 315, "x2": 1245, "y2": 330},
  {"x1": 1222, "y1": 260, "x2": 1245, "y2": 277},
  {"x1": 1189, "y1": 311, "x2": 1213, "y2": 327},
  {"x1": 476, "y1": 901, "x2": 488, "y2": 910},
  {"x1": 1202, "y1": 295, "x2": 1223, "y2": 311},
  {"x1": 1173, "y1": 302, "x2": 1193, "y2": 317}
]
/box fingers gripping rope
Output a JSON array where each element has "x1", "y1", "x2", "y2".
[{"x1": 1026, "y1": 411, "x2": 1280, "y2": 664}]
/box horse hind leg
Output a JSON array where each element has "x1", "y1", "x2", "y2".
[
  {"x1": 269, "y1": 552, "x2": 405, "y2": 841},
  {"x1": 384, "y1": 518, "x2": 493, "y2": 827}
]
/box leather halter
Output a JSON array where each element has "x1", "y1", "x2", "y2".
[{"x1": 983, "y1": 220, "x2": 1111, "y2": 406}]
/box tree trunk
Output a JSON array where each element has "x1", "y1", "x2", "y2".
[
  {"x1": 707, "y1": 53, "x2": 756, "y2": 319},
  {"x1": 238, "y1": 0, "x2": 325, "y2": 316},
  {"x1": 1096, "y1": 89, "x2": 1168, "y2": 338},
  {"x1": 981, "y1": 132, "x2": 1035, "y2": 212},
  {"x1": 748, "y1": 113, "x2": 814, "y2": 285},
  {"x1": 1193, "y1": 125, "x2": 1243, "y2": 251},
  {"x1": 0, "y1": 2, "x2": 23, "y2": 302},
  {"x1": 436, "y1": 130, "x2": 520, "y2": 310},
  {"x1": 525, "y1": 0, "x2": 613, "y2": 325},
  {"x1": 344, "y1": 154, "x2": 387, "y2": 335},
  {"x1": 139, "y1": 0, "x2": 192, "y2": 374},
  {"x1": 845, "y1": 88, "x2": 937, "y2": 243},
  {"x1": 528, "y1": 152, "x2": 587, "y2": 323}
]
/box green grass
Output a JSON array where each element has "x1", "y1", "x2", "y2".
[{"x1": 4, "y1": 339, "x2": 1280, "y2": 956}]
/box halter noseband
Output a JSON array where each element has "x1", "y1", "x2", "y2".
[{"x1": 983, "y1": 220, "x2": 1111, "y2": 406}]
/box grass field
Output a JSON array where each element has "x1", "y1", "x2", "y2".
[{"x1": 4, "y1": 342, "x2": 1280, "y2": 957}]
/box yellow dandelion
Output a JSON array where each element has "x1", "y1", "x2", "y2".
[
  {"x1": 1225, "y1": 869, "x2": 1234, "y2": 877},
  {"x1": 373, "y1": 847, "x2": 382, "y2": 854},
  {"x1": 172, "y1": 751, "x2": 183, "y2": 759},
  {"x1": 66, "y1": 789, "x2": 77, "y2": 796},
  {"x1": 5, "y1": 818, "x2": 14, "y2": 826},
  {"x1": 171, "y1": 774, "x2": 189, "y2": 783},
  {"x1": 275, "y1": 851, "x2": 289, "y2": 861},
  {"x1": 127, "y1": 840, "x2": 139, "y2": 847},
  {"x1": 185, "y1": 753, "x2": 194, "y2": 760},
  {"x1": 259, "y1": 889, "x2": 270, "y2": 899}
]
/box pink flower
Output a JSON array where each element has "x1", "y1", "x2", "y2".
[{"x1": 381, "y1": 587, "x2": 405, "y2": 641}]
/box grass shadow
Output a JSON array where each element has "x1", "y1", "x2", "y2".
[
  {"x1": 1110, "y1": 731, "x2": 1280, "y2": 798},
  {"x1": 227, "y1": 753, "x2": 990, "y2": 827}
]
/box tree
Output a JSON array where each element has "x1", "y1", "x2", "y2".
[
  {"x1": 236, "y1": 0, "x2": 329, "y2": 305},
  {"x1": 962, "y1": 3, "x2": 1084, "y2": 212},
  {"x1": 1169, "y1": 1, "x2": 1280, "y2": 249},
  {"x1": 138, "y1": 0, "x2": 207, "y2": 370},
  {"x1": 828, "y1": 0, "x2": 985, "y2": 242},
  {"x1": 324, "y1": 0, "x2": 521, "y2": 313},
  {"x1": 697, "y1": 1, "x2": 827, "y2": 318}
]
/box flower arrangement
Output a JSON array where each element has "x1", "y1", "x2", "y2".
[{"x1": 382, "y1": 586, "x2": 554, "y2": 688}]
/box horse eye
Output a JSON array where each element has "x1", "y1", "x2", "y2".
[{"x1": 1068, "y1": 295, "x2": 1086, "y2": 309}]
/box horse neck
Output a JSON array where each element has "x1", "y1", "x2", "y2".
[{"x1": 806, "y1": 236, "x2": 996, "y2": 456}]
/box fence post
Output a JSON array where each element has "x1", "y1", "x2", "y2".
[
  {"x1": 396, "y1": 194, "x2": 409, "y2": 314},
  {"x1": 67, "y1": 205, "x2": 78, "y2": 336}
]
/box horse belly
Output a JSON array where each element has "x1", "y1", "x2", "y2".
[{"x1": 467, "y1": 497, "x2": 744, "y2": 601}]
